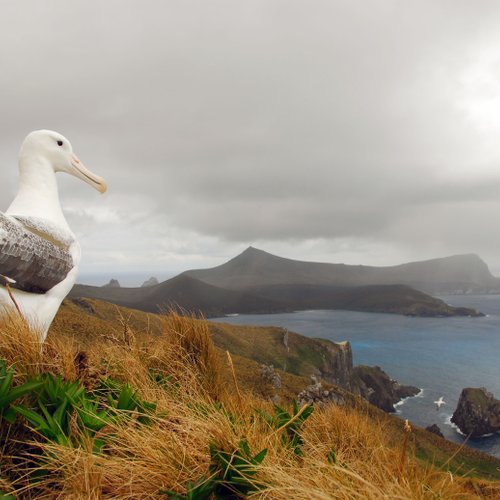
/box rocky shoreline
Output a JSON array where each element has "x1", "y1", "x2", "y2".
[
  {"x1": 350, "y1": 365, "x2": 420, "y2": 412},
  {"x1": 253, "y1": 335, "x2": 420, "y2": 414},
  {"x1": 296, "y1": 372, "x2": 420, "y2": 413}
]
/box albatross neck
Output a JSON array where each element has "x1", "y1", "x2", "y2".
[{"x1": 7, "y1": 157, "x2": 70, "y2": 230}]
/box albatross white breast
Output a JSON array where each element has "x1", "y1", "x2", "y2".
[{"x1": 0, "y1": 130, "x2": 106, "y2": 340}]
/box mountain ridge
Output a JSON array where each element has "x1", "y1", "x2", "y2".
[
  {"x1": 70, "y1": 248, "x2": 486, "y2": 317},
  {"x1": 184, "y1": 246, "x2": 498, "y2": 293}
]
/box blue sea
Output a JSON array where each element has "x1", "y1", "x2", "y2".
[{"x1": 214, "y1": 295, "x2": 500, "y2": 458}]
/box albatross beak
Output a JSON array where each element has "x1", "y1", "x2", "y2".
[{"x1": 70, "y1": 154, "x2": 107, "y2": 193}]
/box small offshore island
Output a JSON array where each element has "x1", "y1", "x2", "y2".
[{"x1": 452, "y1": 388, "x2": 500, "y2": 438}]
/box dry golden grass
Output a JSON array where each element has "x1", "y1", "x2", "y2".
[{"x1": 0, "y1": 311, "x2": 499, "y2": 498}]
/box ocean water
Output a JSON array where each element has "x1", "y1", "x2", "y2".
[{"x1": 214, "y1": 295, "x2": 500, "y2": 458}]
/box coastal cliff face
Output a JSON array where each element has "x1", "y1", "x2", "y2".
[
  {"x1": 209, "y1": 323, "x2": 417, "y2": 411},
  {"x1": 451, "y1": 388, "x2": 500, "y2": 438},
  {"x1": 313, "y1": 339, "x2": 353, "y2": 391},
  {"x1": 350, "y1": 365, "x2": 420, "y2": 413},
  {"x1": 283, "y1": 335, "x2": 418, "y2": 413}
]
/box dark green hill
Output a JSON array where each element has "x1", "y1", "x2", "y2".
[
  {"x1": 247, "y1": 283, "x2": 483, "y2": 317},
  {"x1": 70, "y1": 274, "x2": 286, "y2": 316},
  {"x1": 70, "y1": 276, "x2": 482, "y2": 318}
]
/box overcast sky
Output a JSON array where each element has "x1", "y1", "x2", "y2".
[{"x1": 2, "y1": 1, "x2": 500, "y2": 284}]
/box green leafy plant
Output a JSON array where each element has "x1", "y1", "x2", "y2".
[
  {"x1": 258, "y1": 399, "x2": 314, "y2": 456},
  {"x1": 209, "y1": 439, "x2": 268, "y2": 497},
  {"x1": 327, "y1": 448, "x2": 337, "y2": 465},
  {"x1": 10, "y1": 372, "x2": 159, "y2": 460},
  {"x1": 13, "y1": 399, "x2": 72, "y2": 446},
  {"x1": 13, "y1": 375, "x2": 149, "y2": 449},
  {"x1": 162, "y1": 439, "x2": 268, "y2": 499},
  {"x1": 163, "y1": 477, "x2": 215, "y2": 500},
  {"x1": 13, "y1": 373, "x2": 87, "y2": 445},
  {"x1": 149, "y1": 369, "x2": 179, "y2": 390},
  {"x1": 74, "y1": 397, "x2": 113, "y2": 453},
  {"x1": 75, "y1": 397, "x2": 110, "y2": 433},
  {"x1": 102, "y1": 378, "x2": 157, "y2": 424},
  {"x1": 0, "y1": 359, "x2": 43, "y2": 423},
  {"x1": 33, "y1": 374, "x2": 86, "y2": 410},
  {"x1": 107, "y1": 382, "x2": 136, "y2": 411}
]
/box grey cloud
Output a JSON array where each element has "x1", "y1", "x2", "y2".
[{"x1": 2, "y1": 0, "x2": 500, "y2": 279}]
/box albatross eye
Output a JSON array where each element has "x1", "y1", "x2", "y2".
[{"x1": 57, "y1": 140, "x2": 63, "y2": 146}]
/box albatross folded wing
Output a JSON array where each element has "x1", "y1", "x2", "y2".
[{"x1": 0, "y1": 212, "x2": 74, "y2": 293}]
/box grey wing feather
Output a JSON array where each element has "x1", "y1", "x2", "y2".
[
  {"x1": 12, "y1": 215, "x2": 74, "y2": 249},
  {"x1": 0, "y1": 212, "x2": 74, "y2": 293}
]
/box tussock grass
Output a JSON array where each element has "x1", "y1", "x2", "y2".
[{"x1": 0, "y1": 311, "x2": 499, "y2": 498}]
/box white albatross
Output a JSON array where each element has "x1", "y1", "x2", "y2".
[
  {"x1": 434, "y1": 396, "x2": 446, "y2": 410},
  {"x1": 0, "y1": 130, "x2": 106, "y2": 340}
]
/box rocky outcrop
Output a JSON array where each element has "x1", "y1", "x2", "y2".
[
  {"x1": 141, "y1": 276, "x2": 159, "y2": 287},
  {"x1": 259, "y1": 364, "x2": 282, "y2": 404},
  {"x1": 260, "y1": 364, "x2": 281, "y2": 390},
  {"x1": 102, "y1": 279, "x2": 121, "y2": 288},
  {"x1": 298, "y1": 376, "x2": 346, "y2": 408},
  {"x1": 426, "y1": 424, "x2": 444, "y2": 438},
  {"x1": 350, "y1": 365, "x2": 420, "y2": 413},
  {"x1": 451, "y1": 388, "x2": 500, "y2": 438},
  {"x1": 70, "y1": 298, "x2": 96, "y2": 315},
  {"x1": 282, "y1": 329, "x2": 289, "y2": 351}
]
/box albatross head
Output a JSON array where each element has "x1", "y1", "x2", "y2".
[{"x1": 19, "y1": 130, "x2": 107, "y2": 193}]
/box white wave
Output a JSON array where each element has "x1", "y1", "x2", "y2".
[
  {"x1": 394, "y1": 388, "x2": 424, "y2": 411},
  {"x1": 444, "y1": 414, "x2": 466, "y2": 436},
  {"x1": 444, "y1": 415, "x2": 500, "y2": 438}
]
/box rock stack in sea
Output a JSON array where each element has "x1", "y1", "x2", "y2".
[
  {"x1": 451, "y1": 387, "x2": 500, "y2": 438},
  {"x1": 425, "y1": 424, "x2": 444, "y2": 438}
]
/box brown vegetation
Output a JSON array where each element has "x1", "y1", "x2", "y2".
[{"x1": 0, "y1": 305, "x2": 499, "y2": 498}]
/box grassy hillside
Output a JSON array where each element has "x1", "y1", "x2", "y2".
[
  {"x1": 210, "y1": 322, "x2": 340, "y2": 380},
  {"x1": 0, "y1": 302, "x2": 498, "y2": 497},
  {"x1": 55, "y1": 298, "x2": 311, "y2": 401}
]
